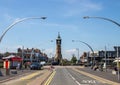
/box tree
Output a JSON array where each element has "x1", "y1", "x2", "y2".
[
  {"x1": 4, "y1": 52, "x2": 10, "y2": 57},
  {"x1": 62, "y1": 59, "x2": 71, "y2": 66},
  {"x1": 71, "y1": 54, "x2": 77, "y2": 64}
]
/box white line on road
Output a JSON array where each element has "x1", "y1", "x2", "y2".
[
  {"x1": 75, "y1": 81, "x2": 81, "y2": 85},
  {"x1": 66, "y1": 69, "x2": 81, "y2": 85},
  {"x1": 70, "y1": 74, "x2": 76, "y2": 80}
]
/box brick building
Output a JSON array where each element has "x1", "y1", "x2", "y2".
[{"x1": 17, "y1": 48, "x2": 48, "y2": 63}]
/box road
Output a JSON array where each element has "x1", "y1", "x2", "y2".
[
  {"x1": 49, "y1": 66, "x2": 110, "y2": 85},
  {"x1": 0, "y1": 66, "x2": 117, "y2": 85}
]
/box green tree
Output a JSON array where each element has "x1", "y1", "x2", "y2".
[
  {"x1": 62, "y1": 59, "x2": 71, "y2": 66},
  {"x1": 71, "y1": 54, "x2": 77, "y2": 64}
]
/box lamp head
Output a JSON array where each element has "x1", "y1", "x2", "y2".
[
  {"x1": 72, "y1": 40, "x2": 75, "y2": 42},
  {"x1": 41, "y1": 17, "x2": 47, "y2": 20},
  {"x1": 83, "y1": 16, "x2": 90, "y2": 19}
]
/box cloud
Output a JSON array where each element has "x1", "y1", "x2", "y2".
[
  {"x1": 44, "y1": 23, "x2": 78, "y2": 30},
  {"x1": 44, "y1": 48, "x2": 54, "y2": 54},
  {"x1": 66, "y1": 49, "x2": 77, "y2": 53},
  {"x1": 0, "y1": 45, "x2": 19, "y2": 53},
  {"x1": 62, "y1": 0, "x2": 103, "y2": 17}
]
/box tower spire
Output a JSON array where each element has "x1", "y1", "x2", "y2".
[
  {"x1": 54, "y1": 32, "x2": 62, "y2": 65},
  {"x1": 58, "y1": 32, "x2": 61, "y2": 39}
]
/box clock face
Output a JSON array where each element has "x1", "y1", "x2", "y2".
[{"x1": 57, "y1": 40, "x2": 61, "y2": 44}]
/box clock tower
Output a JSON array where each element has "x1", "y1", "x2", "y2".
[{"x1": 54, "y1": 32, "x2": 62, "y2": 65}]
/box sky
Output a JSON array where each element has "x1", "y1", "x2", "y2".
[{"x1": 0, "y1": 0, "x2": 120, "y2": 60}]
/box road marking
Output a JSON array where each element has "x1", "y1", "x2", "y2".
[
  {"x1": 44, "y1": 71, "x2": 56, "y2": 85},
  {"x1": 75, "y1": 81, "x2": 81, "y2": 85},
  {"x1": 20, "y1": 71, "x2": 42, "y2": 80},
  {"x1": 67, "y1": 70, "x2": 81, "y2": 85},
  {"x1": 70, "y1": 74, "x2": 76, "y2": 80},
  {"x1": 73, "y1": 68, "x2": 120, "y2": 85}
]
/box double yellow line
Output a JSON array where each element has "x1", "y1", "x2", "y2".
[{"x1": 44, "y1": 71, "x2": 56, "y2": 85}]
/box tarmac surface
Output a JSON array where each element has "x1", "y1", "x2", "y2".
[
  {"x1": 0, "y1": 66, "x2": 120, "y2": 85},
  {"x1": 75, "y1": 66, "x2": 120, "y2": 83}
]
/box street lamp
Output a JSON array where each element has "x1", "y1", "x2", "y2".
[
  {"x1": 83, "y1": 16, "x2": 120, "y2": 27},
  {"x1": 72, "y1": 40, "x2": 95, "y2": 66},
  {"x1": 0, "y1": 16, "x2": 47, "y2": 43},
  {"x1": 83, "y1": 16, "x2": 120, "y2": 81},
  {"x1": 0, "y1": 16, "x2": 46, "y2": 73}
]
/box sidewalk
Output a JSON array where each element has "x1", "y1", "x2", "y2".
[
  {"x1": 76, "y1": 67, "x2": 120, "y2": 83},
  {"x1": 0, "y1": 66, "x2": 53, "y2": 83},
  {"x1": 0, "y1": 68, "x2": 35, "y2": 82}
]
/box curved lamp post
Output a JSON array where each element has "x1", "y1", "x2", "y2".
[
  {"x1": 72, "y1": 40, "x2": 95, "y2": 66},
  {"x1": 0, "y1": 16, "x2": 46, "y2": 43},
  {"x1": 83, "y1": 16, "x2": 120, "y2": 27},
  {"x1": 0, "y1": 17, "x2": 46, "y2": 73},
  {"x1": 83, "y1": 16, "x2": 120, "y2": 81}
]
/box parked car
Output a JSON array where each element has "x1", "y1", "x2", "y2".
[
  {"x1": 30, "y1": 62, "x2": 42, "y2": 70},
  {"x1": 52, "y1": 61, "x2": 59, "y2": 65},
  {"x1": 84, "y1": 63, "x2": 91, "y2": 67}
]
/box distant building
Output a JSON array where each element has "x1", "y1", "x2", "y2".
[
  {"x1": 80, "y1": 52, "x2": 87, "y2": 64},
  {"x1": 82, "y1": 46, "x2": 120, "y2": 66},
  {"x1": 17, "y1": 48, "x2": 48, "y2": 63}
]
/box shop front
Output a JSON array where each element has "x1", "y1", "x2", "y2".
[{"x1": 3, "y1": 55, "x2": 22, "y2": 69}]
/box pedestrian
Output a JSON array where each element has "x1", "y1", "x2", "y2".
[
  {"x1": 114, "y1": 67, "x2": 118, "y2": 71},
  {"x1": 20, "y1": 63, "x2": 22, "y2": 70},
  {"x1": 100, "y1": 63, "x2": 103, "y2": 71},
  {"x1": 94, "y1": 65, "x2": 98, "y2": 71},
  {"x1": 24, "y1": 62, "x2": 27, "y2": 69}
]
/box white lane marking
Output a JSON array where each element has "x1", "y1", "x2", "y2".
[
  {"x1": 70, "y1": 74, "x2": 76, "y2": 80},
  {"x1": 66, "y1": 69, "x2": 81, "y2": 85},
  {"x1": 75, "y1": 81, "x2": 81, "y2": 85}
]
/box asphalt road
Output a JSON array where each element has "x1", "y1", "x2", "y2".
[
  {"x1": 0, "y1": 66, "x2": 115, "y2": 85},
  {"x1": 50, "y1": 67, "x2": 110, "y2": 85}
]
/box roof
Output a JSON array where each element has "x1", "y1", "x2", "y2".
[
  {"x1": 2, "y1": 55, "x2": 16, "y2": 59},
  {"x1": 2, "y1": 55, "x2": 22, "y2": 61}
]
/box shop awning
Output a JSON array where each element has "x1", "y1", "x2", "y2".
[
  {"x1": 2, "y1": 55, "x2": 22, "y2": 61},
  {"x1": 11, "y1": 57, "x2": 22, "y2": 61}
]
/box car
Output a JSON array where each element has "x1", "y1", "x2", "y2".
[
  {"x1": 30, "y1": 62, "x2": 42, "y2": 70},
  {"x1": 84, "y1": 63, "x2": 91, "y2": 67},
  {"x1": 52, "y1": 61, "x2": 59, "y2": 65}
]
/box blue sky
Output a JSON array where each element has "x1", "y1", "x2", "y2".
[{"x1": 0, "y1": 0, "x2": 120, "y2": 60}]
